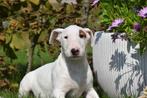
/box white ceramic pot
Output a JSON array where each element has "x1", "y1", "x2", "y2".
[{"x1": 93, "y1": 32, "x2": 147, "y2": 98}]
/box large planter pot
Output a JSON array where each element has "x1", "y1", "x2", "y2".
[{"x1": 93, "y1": 32, "x2": 147, "y2": 98}]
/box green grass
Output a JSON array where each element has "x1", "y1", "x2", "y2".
[
  {"x1": 0, "y1": 90, "x2": 108, "y2": 98},
  {"x1": 0, "y1": 91, "x2": 136, "y2": 98},
  {"x1": 0, "y1": 91, "x2": 82, "y2": 98},
  {"x1": 0, "y1": 91, "x2": 18, "y2": 98},
  {"x1": 0, "y1": 91, "x2": 34, "y2": 98}
]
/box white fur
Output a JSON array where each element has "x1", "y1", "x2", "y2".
[{"x1": 19, "y1": 25, "x2": 99, "y2": 98}]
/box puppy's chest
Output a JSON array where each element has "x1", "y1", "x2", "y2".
[
  {"x1": 69, "y1": 68, "x2": 87, "y2": 86},
  {"x1": 66, "y1": 71, "x2": 88, "y2": 97}
]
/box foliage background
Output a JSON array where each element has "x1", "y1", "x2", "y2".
[
  {"x1": 0, "y1": 0, "x2": 98, "y2": 94},
  {"x1": 0, "y1": 0, "x2": 146, "y2": 97}
]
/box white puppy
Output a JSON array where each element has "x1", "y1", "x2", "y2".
[{"x1": 19, "y1": 25, "x2": 99, "y2": 98}]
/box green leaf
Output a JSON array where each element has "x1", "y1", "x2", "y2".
[
  {"x1": 66, "y1": 5, "x2": 75, "y2": 14},
  {"x1": 0, "y1": 4, "x2": 9, "y2": 18},
  {"x1": 29, "y1": 0, "x2": 40, "y2": 5},
  {"x1": 10, "y1": 34, "x2": 27, "y2": 49},
  {"x1": 3, "y1": 43, "x2": 17, "y2": 59}
]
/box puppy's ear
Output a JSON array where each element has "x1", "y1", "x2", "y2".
[
  {"x1": 49, "y1": 28, "x2": 63, "y2": 44},
  {"x1": 83, "y1": 28, "x2": 94, "y2": 47}
]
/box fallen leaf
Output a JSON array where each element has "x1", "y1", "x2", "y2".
[
  {"x1": 48, "y1": 0, "x2": 62, "y2": 12},
  {"x1": 29, "y1": 0, "x2": 40, "y2": 5},
  {"x1": 61, "y1": 0, "x2": 77, "y2": 4}
]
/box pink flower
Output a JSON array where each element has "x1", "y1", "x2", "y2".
[
  {"x1": 138, "y1": 7, "x2": 147, "y2": 18},
  {"x1": 133, "y1": 22, "x2": 141, "y2": 31},
  {"x1": 91, "y1": 0, "x2": 99, "y2": 6},
  {"x1": 107, "y1": 18, "x2": 124, "y2": 31}
]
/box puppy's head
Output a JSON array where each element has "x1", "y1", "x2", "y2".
[{"x1": 49, "y1": 25, "x2": 93, "y2": 59}]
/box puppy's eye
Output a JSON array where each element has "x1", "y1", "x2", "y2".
[
  {"x1": 79, "y1": 32, "x2": 86, "y2": 38},
  {"x1": 64, "y1": 36, "x2": 68, "y2": 39},
  {"x1": 79, "y1": 34, "x2": 84, "y2": 38}
]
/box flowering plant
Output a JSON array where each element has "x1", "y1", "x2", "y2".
[{"x1": 97, "y1": 0, "x2": 147, "y2": 54}]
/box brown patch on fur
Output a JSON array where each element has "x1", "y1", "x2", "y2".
[{"x1": 79, "y1": 30, "x2": 86, "y2": 38}]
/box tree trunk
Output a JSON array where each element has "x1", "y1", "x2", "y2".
[
  {"x1": 26, "y1": 43, "x2": 35, "y2": 73},
  {"x1": 26, "y1": 33, "x2": 40, "y2": 73},
  {"x1": 81, "y1": 0, "x2": 90, "y2": 26}
]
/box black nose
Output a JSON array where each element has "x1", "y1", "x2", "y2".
[{"x1": 71, "y1": 48, "x2": 79, "y2": 56}]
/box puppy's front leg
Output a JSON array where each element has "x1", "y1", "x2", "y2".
[
  {"x1": 86, "y1": 88, "x2": 100, "y2": 98},
  {"x1": 52, "y1": 89, "x2": 65, "y2": 98}
]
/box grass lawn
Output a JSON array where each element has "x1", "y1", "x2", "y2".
[
  {"x1": 0, "y1": 91, "x2": 34, "y2": 98},
  {"x1": 0, "y1": 90, "x2": 110, "y2": 98},
  {"x1": 0, "y1": 90, "x2": 136, "y2": 98}
]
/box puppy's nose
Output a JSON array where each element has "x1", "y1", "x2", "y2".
[{"x1": 71, "y1": 48, "x2": 79, "y2": 56}]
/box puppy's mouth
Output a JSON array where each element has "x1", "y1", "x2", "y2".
[
  {"x1": 69, "y1": 55, "x2": 83, "y2": 59},
  {"x1": 63, "y1": 51, "x2": 83, "y2": 59}
]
